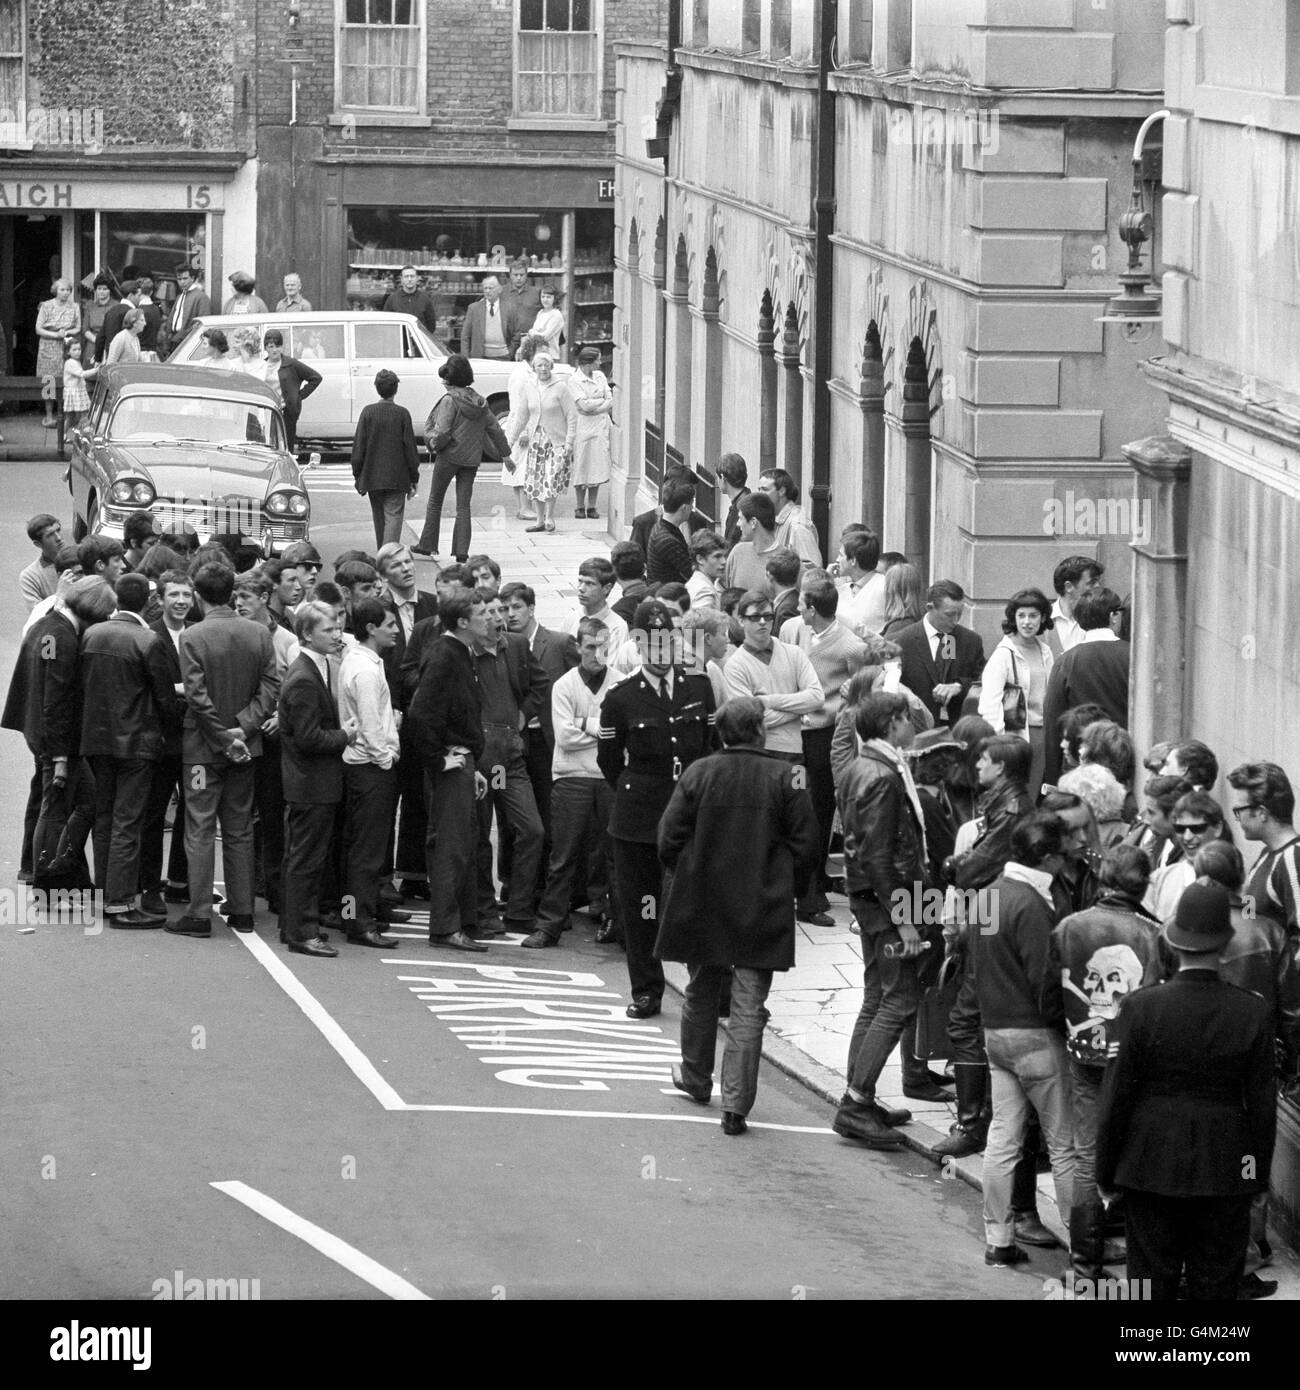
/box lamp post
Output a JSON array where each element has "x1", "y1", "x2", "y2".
[{"x1": 1098, "y1": 109, "x2": 1169, "y2": 340}]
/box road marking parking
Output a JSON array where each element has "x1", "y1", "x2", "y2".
[{"x1": 211, "y1": 1181, "x2": 431, "y2": 1299}]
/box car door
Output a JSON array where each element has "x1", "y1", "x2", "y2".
[
  {"x1": 350, "y1": 319, "x2": 443, "y2": 434},
  {"x1": 69, "y1": 379, "x2": 111, "y2": 532},
  {"x1": 285, "y1": 322, "x2": 351, "y2": 440}
]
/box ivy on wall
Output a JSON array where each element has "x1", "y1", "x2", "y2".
[{"x1": 31, "y1": 0, "x2": 237, "y2": 147}]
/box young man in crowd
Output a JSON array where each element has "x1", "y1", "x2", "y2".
[
  {"x1": 19, "y1": 513, "x2": 63, "y2": 610},
  {"x1": 765, "y1": 548, "x2": 803, "y2": 634},
  {"x1": 1047, "y1": 555, "x2": 1103, "y2": 657},
  {"x1": 563, "y1": 557, "x2": 628, "y2": 653},
  {"x1": 646, "y1": 477, "x2": 696, "y2": 585},
  {"x1": 609, "y1": 541, "x2": 648, "y2": 626},
  {"x1": 686, "y1": 531, "x2": 725, "y2": 612},
  {"x1": 723, "y1": 492, "x2": 779, "y2": 595},
  {"x1": 757, "y1": 468, "x2": 820, "y2": 567},
  {"x1": 836, "y1": 529, "x2": 887, "y2": 639}
]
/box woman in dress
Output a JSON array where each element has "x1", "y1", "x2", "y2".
[
  {"x1": 879, "y1": 560, "x2": 925, "y2": 638},
  {"x1": 510, "y1": 349, "x2": 575, "y2": 534},
  {"x1": 568, "y1": 345, "x2": 612, "y2": 521},
  {"x1": 36, "y1": 279, "x2": 82, "y2": 425},
  {"x1": 528, "y1": 285, "x2": 565, "y2": 359},
  {"x1": 502, "y1": 335, "x2": 541, "y2": 520},
  {"x1": 106, "y1": 308, "x2": 145, "y2": 365},
  {"x1": 977, "y1": 586, "x2": 1055, "y2": 799},
  {"x1": 82, "y1": 281, "x2": 114, "y2": 365}
]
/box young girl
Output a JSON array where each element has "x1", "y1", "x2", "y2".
[
  {"x1": 528, "y1": 286, "x2": 565, "y2": 359},
  {"x1": 62, "y1": 341, "x2": 97, "y2": 434}
]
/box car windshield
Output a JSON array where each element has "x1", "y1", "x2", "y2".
[{"x1": 108, "y1": 395, "x2": 285, "y2": 450}]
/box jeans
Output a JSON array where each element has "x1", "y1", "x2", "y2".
[
  {"x1": 89, "y1": 754, "x2": 155, "y2": 905},
  {"x1": 845, "y1": 898, "x2": 921, "y2": 1101},
  {"x1": 183, "y1": 760, "x2": 256, "y2": 919},
  {"x1": 475, "y1": 727, "x2": 543, "y2": 922},
  {"x1": 679, "y1": 963, "x2": 774, "y2": 1116},
  {"x1": 368, "y1": 490, "x2": 406, "y2": 548},
  {"x1": 418, "y1": 460, "x2": 476, "y2": 558},
  {"x1": 425, "y1": 762, "x2": 478, "y2": 937},
  {"x1": 534, "y1": 776, "x2": 613, "y2": 937},
  {"x1": 982, "y1": 1027, "x2": 1077, "y2": 1248},
  {"x1": 1068, "y1": 1056, "x2": 1104, "y2": 1209}
]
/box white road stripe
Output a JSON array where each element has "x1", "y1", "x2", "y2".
[
  {"x1": 210, "y1": 1180, "x2": 431, "y2": 1299},
  {"x1": 233, "y1": 931, "x2": 406, "y2": 1110},
  {"x1": 398, "y1": 1104, "x2": 834, "y2": 1134}
]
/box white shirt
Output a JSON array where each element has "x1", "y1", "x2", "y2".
[
  {"x1": 1050, "y1": 600, "x2": 1083, "y2": 652},
  {"x1": 838, "y1": 570, "x2": 887, "y2": 638},
  {"x1": 340, "y1": 643, "x2": 400, "y2": 768},
  {"x1": 686, "y1": 571, "x2": 719, "y2": 611},
  {"x1": 302, "y1": 647, "x2": 332, "y2": 688},
  {"x1": 563, "y1": 603, "x2": 628, "y2": 653},
  {"x1": 22, "y1": 592, "x2": 59, "y2": 637},
  {"x1": 1081, "y1": 628, "x2": 1119, "y2": 643},
  {"x1": 1002, "y1": 861, "x2": 1057, "y2": 909}
]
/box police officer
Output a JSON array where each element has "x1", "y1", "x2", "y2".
[{"x1": 598, "y1": 600, "x2": 717, "y2": 1019}]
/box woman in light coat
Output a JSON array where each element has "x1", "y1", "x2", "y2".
[
  {"x1": 106, "y1": 307, "x2": 145, "y2": 365},
  {"x1": 509, "y1": 349, "x2": 575, "y2": 534},
  {"x1": 977, "y1": 587, "x2": 1055, "y2": 799},
  {"x1": 568, "y1": 345, "x2": 612, "y2": 521},
  {"x1": 502, "y1": 335, "x2": 541, "y2": 520}
]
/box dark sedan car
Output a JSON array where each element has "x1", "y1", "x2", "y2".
[{"x1": 66, "y1": 364, "x2": 311, "y2": 557}]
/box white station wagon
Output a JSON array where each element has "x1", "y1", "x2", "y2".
[{"x1": 167, "y1": 311, "x2": 528, "y2": 448}]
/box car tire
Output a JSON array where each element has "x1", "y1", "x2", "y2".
[{"x1": 72, "y1": 510, "x2": 87, "y2": 542}]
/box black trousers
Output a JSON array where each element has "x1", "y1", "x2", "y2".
[
  {"x1": 140, "y1": 754, "x2": 188, "y2": 893},
  {"x1": 946, "y1": 950, "x2": 985, "y2": 1065},
  {"x1": 1122, "y1": 1190, "x2": 1252, "y2": 1301},
  {"x1": 279, "y1": 801, "x2": 340, "y2": 944},
  {"x1": 394, "y1": 727, "x2": 427, "y2": 884},
  {"x1": 343, "y1": 763, "x2": 399, "y2": 930},
  {"x1": 535, "y1": 776, "x2": 613, "y2": 938},
  {"x1": 89, "y1": 754, "x2": 155, "y2": 905},
  {"x1": 253, "y1": 736, "x2": 285, "y2": 911},
  {"x1": 797, "y1": 725, "x2": 835, "y2": 913},
  {"x1": 21, "y1": 756, "x2": 41, "y2": 877},
  {"x1": 612, "y1": 837, "x2": 665, "y2": 1004},
  {"x1": 34, "y1": 756, "x2": 95, "y2": 879}
]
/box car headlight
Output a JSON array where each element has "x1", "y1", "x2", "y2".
[
  {"x1": 288, "y1": 493, "x2": 308, "y2": 516},
  {"x1": 266, "y1": 493, "x2": 288, "y2": 514},
  {"x1": 131, "y1": 481, "x2": 155, "y2": 505}
]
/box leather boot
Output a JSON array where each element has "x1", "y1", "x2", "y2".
[
  {"x1": 1068, "y1": 1202, "x2": 1106, "y2": 1283},
  {"x1": 932, "y1": 1062, "x2": 989, "y2": 1158}
]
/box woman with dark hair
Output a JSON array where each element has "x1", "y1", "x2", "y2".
[
  {"x1": 417, "y1": 354, "x2": 509, "y2": 563},
  {"x1": 978, "y1": 586, "x2": 1054, "y2": 798},
  {"x1": 509, "y1": 348, "x2": 575, "y2": 534},
  {"x1": 1054, "y1": 701, "x2": 1109, "y2": 784},
  {"x1": 263, "y1": 329, "x2": 322, "y2": 454},
  {"x1": 945, "y1": 714, "x2": 997, "y2": 828},
  {"x1": 196, "y1": 327, "x2": 231, "y2": 366},
  {"x1": 879, "y1": 561, "x2": 925, "y2": 638}
]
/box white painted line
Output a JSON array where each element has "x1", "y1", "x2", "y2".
[
  {"x1": 233, "y1": 930, "x2": 406, "y2": 1111},
  {"x1": 211, "y1": 1180, "x2": 431, "y2": 1300},
  {"x1": 398, "y1": 1103, "x2": 833, "y2": 1134}
]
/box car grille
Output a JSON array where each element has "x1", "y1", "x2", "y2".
[{"x1": 150, "y1": 497, "x2": 262, "y2": 537}]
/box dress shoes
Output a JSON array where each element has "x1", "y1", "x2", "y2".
[
  {"x1": 400, "y1": 879, "x2": 431, "y2": 901},
  {"x1": 984, "y1": 1244, "x2": 1030, "y2": 1267},
  {"x1": 520, "y1": 930, "x2": 559, "y2": 949},
  {"x1": 797, "y1": 910, "x2": 836, "y2": 927},
  {"x1": 165, "y1": 915, "x2": 212, "y2": 939},
  {"x1": 502, "y1": 916, "x2": 537, "y2": 934},
  {"x1": 524, "y1": 522, "x2": 546, "y2": 533},
  {"x1": 410, "y1": 547, "x2": 439, "y2": 561},
  {"x1": 832, "y1": 1095, "x2": 906, "y2": 1148},
  {"x1": 429, "y1": 930, "x2": 488, "y2": 953},
  {"x1": 106, "y1": 906, "x2": 167, "y2": 929},
  {"x1": 378, "y1": 883, "x2": 404, "y2": 907},
  {"x1": 468, "y1": 919, "x2": 506, "y2": 940},
  {"x1": 721, "y1": 1112, "x2": 748, "y2": 1136},
  {"x1": 139, "y1": 890, "x2": 169, "y2": 918},
  {"x1": 375, "y1": 906, "x2": 411, "y2": 925},
  {"x1": 288, "y1": 936, "x2": 338, "y2": 958},
  {"x1": 670, "y1": 1063, "x2": 711, "y2": 1104},
  {"x1": 346, "y1": 928, "x2": 398, "y2": 949},
  {"x1": 626, "y1": 996, "x2": 661, "y2": 1020},
  {"x1": 872, "y1": 1101, "x2": 913, "y2": 1127},
  {"x1": 226, "y1": 913, "x2": 255, "y2": 933},
  {"x1": 1013, "y1": 1213, "x2": 1062, "y2": 1249},
  {"x1": 1238, "y1": 1273, "x2": 1278, "y2": 1300},
  {"x1": 902, "y1": 1080, "x2": 956, "y2": 1103},
  {"x1": 594, "y1": 921, "x2": 618, "y2": 944},
  {"x1": 163, "y1": 885, "x2": 190, "y2": 904}
]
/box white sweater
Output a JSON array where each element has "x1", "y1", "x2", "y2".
[
  {"x1": 722, "y1": 640, "x2": 824, "y2": 755},
  {"x1": 550, "y1": 665, "x2": 620, "y2": 779}
]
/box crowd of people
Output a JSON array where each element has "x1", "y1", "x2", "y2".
[{"x1": 7, "y1": 449, "x2": 1298, "y2": 1301}]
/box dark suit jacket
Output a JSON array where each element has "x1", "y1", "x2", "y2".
[
  {"x1": 277, "y1": 356, "x2": 323, "y2": 417},
  {"x1": 137, "y1": 299, "x2": 163, "y2": 354},
  {"x1": 351, "y1": 398, "x2": 420, "y2": 494},
  {"x1": 384, "y1": 591, "x2": 438, "y2": 708},
  {"x1": 478, "y1": 631, "x2": 551, "y2": 730},
  {"x1": 179, "y1": 607, "x2": 279, "y2": 765},
  {"x1": 461, "y1": 298, "x2": 521, "y2": 361},
  {"x1": 1096, "y1": 971, "x2": 1276, "y2": 1197},
  {"x1": 399, "y1": 613, "x2": 443, "y2": 710},
  {"x1": 2, "y1": 609, "x2": 82, "y2": 758},
  {"x1": 894, "y1": 619, "x2": 986, "y2": 724},
  {"x1": 161, "y1": 287, "x2": 211, "y2": 353},
  {"x1": 501, "y1": 283, "x2": 543, "y2": 353},
  {"x1": 80, "y1": 613, "x2": 181, "y2": 761},
  {"x1": 94, "y1": 299, "x2": 134, "y2": 363},
  {"x1": 527, "y1": 624, "x2": 579, "y2": 746},
  {"x1": 631, "y1": 505, "x2": 713, "y2": 559},
  {"x1": 1042, "y1": 637, "x2": 1131, "y2": 784},
  {"x1": 647, "y1": 518, "x2": 692, "y2": 585},
  {"x1": 771, "y1": 587, "x2": 801, "y2": 635},
  {"x1": 149, "y1": 617, "x2": 191, "y2": 755},
  {"x1": 278, "y1": 653, "x2": 348, "y2": 804},
  {"x1": 381, "y1": 288, "x2": 438, "y2": 336},
  {"x1": 723, "y1": 487, "x2": 751, "y2": 550}
]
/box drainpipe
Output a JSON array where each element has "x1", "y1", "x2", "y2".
[{"x1": 810, "y1": 0, "x2": 838, "y2": 554}]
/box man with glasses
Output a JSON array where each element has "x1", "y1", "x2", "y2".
[
  {"x1": 598, "y1": 600, "x2": 717, "y2": 1019},
  {"x1": 722, "y1": 590, "x2": 823, "y2": 763},
  {"x1": 1228, "y1": 762, "x2": 1300, "y2": 945},
  {"x1": 1144, "y1": 790, "x2": 1227, "y2": 923}
]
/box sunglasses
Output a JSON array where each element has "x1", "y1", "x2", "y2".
[
  {"x1": 741, "y1": 612, "x2": 774, "y2": 623},
  {"x1": 1174, "y1": 822, "x2": 1210, "y2": 836}
]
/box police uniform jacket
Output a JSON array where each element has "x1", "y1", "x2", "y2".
[
  {"x1": 1096, "y1": 970, "x2": 1276, "y2": 1198},
  {"x1": 597, "y1": 667, "x2": 716, "y2": 844}
]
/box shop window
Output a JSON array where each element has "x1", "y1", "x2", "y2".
[
  {"x1": 0, "y1": 0, "x2": 26, "y2": 146},
  {"x1": 338, "y1": 0, "x2": 424, "y2": 113},
  {"x1": 516, "y1": 0, "x2": 600, "y2": 120}
]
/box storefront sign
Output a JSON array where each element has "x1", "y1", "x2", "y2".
[{"x1": 0, "y1": 179, "x2": 225, "y2": 211}]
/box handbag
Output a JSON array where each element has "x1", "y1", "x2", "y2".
[
  {"x1": 914, "y1": 957, "x2": 961, "y2": 1062},
  {"x1": 1001, "y1": 650, "x2": 1027, "y2": 732}
]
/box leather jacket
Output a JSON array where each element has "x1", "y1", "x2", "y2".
[
  {"x1": 944, "y1": 779, "x2": 1032, "y2": 890},
  {"x1": 838, "y1": 743, "x2": 932, "y2": 916}
]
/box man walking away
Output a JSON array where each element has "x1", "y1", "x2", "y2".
[
  {"x1": 352, "y1": 369, "x2": 421, "y2": 548},
  {"x1": 658, "y1": 698, "x2": 819, "y2": 1134}
]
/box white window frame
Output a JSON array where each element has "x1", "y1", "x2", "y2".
[
  {"x1": 511, "y1": 0, "x2": 605, "y2": 130},
  {"x1": 0, "y1": 0, "x2": 30, "y2": 150},
  {"x1": 334, "y1": 0, "x2": 427, "y2": 118}
]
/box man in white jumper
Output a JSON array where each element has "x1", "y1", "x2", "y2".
[{"x1": 723, "y1": 588, "x2": 823, "y2": 762}]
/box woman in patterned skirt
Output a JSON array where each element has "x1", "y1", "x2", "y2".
[
  {"x1": 35, "y1": 279, "x2": 82, "y2": 426},
  {"x1": 510, "y1": 350, "x2": 575, "y2": 534}
]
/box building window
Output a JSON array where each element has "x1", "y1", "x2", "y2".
[
  {"x1": 0, "y1": 0, "x2": 26, "y2": 142},
  {"x1": 516, "y1": 0, "x2": 599, "y2": 119},
  {"x1": 339, "y1": 0, "x2": 423, "y2": 113}
]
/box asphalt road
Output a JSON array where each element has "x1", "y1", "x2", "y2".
[{"x1": 0, "y1": 454, "x2": 1035, "y2": 1301}]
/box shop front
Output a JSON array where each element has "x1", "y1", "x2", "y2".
[{"x1": 318, "y1": 162, "x2": 615, "y2": 375}]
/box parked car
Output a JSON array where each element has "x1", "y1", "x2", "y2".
[
  {"x1": 66, "y1": 364, "x2": 311, "y2": 557},
  {"x1": 164, "y1": 311, "x2": 552, "y2": 447}
]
